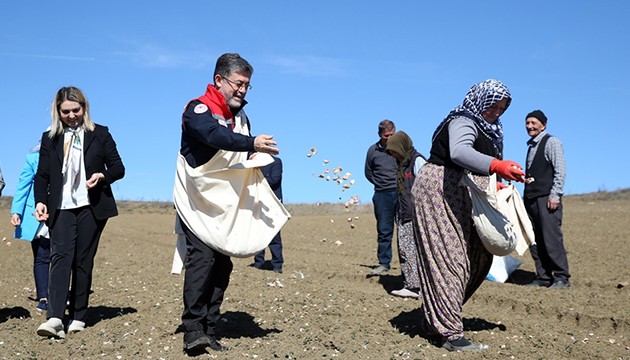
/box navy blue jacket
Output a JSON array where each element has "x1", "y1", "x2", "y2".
[
  {"x1": 261, "y1": 157, "x2": 283, "y2": 202},
  {"x1": 180, "y1": 100, "x2": 256, "y2": 168}
]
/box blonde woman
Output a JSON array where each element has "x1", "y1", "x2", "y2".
[{"x1": 35, "y1": 86, "x2": 125, "y2": 338}]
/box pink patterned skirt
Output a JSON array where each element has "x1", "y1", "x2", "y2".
[{"x1": 411, "y1": 163, "x2": 492, "y2": 341}]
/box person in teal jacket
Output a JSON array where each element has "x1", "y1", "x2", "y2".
[{"x1": 10, "y1": 141, "x2": 51, "y2": 312}]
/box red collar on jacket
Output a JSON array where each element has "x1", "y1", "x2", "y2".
[{"x1": 197, "y1": 85, "x2": 233, "y2": 126}]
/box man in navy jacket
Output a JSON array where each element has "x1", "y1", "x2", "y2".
[{"x1": 253, "y1": 156, "x2": 284, "y2": 273}]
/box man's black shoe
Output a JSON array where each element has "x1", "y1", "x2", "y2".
[
  {"x1": 183, "y1": 330, "x2": 211, "y2": 351},
  {"x1": 525, "y1": 279, "x2": 551, "y2": 287},
  {"x1": 549, "y1": 279, "x2": 571, "y2": 289},
  {"x1": 208, "y1": 336, "x2": 229, "y2": 352}
]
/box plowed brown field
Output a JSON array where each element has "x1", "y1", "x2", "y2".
[{"x1": 0, "y1": 191, "x2": 628, "y2": 359}]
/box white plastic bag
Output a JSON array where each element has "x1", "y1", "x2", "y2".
[{"x1": 486, "y1": 255, "x2": 522, "y2": 283}]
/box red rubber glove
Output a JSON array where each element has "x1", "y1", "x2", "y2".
[
  {"x1": 496, "y1": 181, "x2": 508, "y2": 191},
  {"x1": 489, "y1": 159, "x2": 525, "y2": 182}
]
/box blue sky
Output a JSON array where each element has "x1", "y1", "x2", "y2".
[{"x1": 1, "y1": 1, "x2": 628, "y2": 204}]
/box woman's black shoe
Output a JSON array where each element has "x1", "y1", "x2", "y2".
[
  {"x1": 208, "y1": 337, "x2": 229, "y2": 351},
  {"x1": 442, "y1": 336, "x2": 487, "y2": 351}
]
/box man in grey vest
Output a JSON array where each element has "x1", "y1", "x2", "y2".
[{"x1": 523, "y1": 110, "x2": 570, "y2": 289}]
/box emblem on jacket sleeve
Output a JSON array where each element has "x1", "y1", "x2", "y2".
[{"x1": 194, "y1": 104, "x2": 208, "y2": 114}]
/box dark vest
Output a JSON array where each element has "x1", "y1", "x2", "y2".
[
  {"x1": 397, "y1": 152, "x2": 423, "y2": 223},
  {"x1": 428, "y1": 117, "x2": 499, "y2": 174},
  {"x1": 524, "y1": 134, "x2": 554, "y2": 199}
]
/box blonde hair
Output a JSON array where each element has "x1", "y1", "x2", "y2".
[{"x1": 49, "y1": 86, "x2": 95, "y2": 138}]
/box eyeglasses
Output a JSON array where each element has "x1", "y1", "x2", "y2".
[
  {"x1": 222, "y1": 76, "x2": 252, "y2": 91},
  {"x1": 60, "y1": 107, "x2": 82, "y2": 115}
]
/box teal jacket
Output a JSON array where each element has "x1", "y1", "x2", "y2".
[{"x1": 10, "y1": 151, "x2": 43, "y2": 240}]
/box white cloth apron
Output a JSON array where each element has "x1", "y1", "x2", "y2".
[
  {"x1": 496, "y1": 183, "x2": 535, "y2": 255},
  {"x1": 171, "y1": 216, "x2": 186, "y2": 274},
  {"x1": 173, "y1": 118, "x2": 290, "y2": 258}
]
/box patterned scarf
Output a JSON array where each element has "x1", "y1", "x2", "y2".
[
  {"x1": 432, "y1": 79, "x2": 511, "y2": 157},
  {"x1": 62, "y1": 127, "x2": 83, "y2": 201}
]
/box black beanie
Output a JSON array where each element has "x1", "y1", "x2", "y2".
[{"x1": 526, "y1": 110, "x2": 547, "y2": 125}]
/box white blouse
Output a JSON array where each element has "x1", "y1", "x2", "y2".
[{"x1": 59, "y1": 127, "x2": 90, "y2": 209}]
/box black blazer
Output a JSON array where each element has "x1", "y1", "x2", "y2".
[{"x1": 34, "y1": 124, "x2": 125, "y2": 227}]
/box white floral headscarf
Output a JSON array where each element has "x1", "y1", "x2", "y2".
[{"x1": 432, "y1": 79, "x2": 511, "y2": 157}]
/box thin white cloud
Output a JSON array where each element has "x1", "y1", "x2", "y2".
[
  {"x1": 118, "y1": 44, "x2": 214, "y2": 69},
  {"x1": 264, "y1": 55, "x2": 346, "y2": 77},
  {"x1": 0, "y1": 52, "x2": 95, "y2": 61}
]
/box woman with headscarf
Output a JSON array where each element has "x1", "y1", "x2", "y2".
[
  {"x1": 385, "y1": 131, "x2": 426, "y2": 298},
  {"x1": 411, "y1": 79, "x2": 525, "y2": 351}
]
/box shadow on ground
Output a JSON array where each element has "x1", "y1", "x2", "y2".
[
  {"x1": 390, "y1": 308, "x2": 507, "y2": 339},
  {"x1": 506, "y1": 268, "x2": 537, "y2": 285},
  {"x1": 0, "y1": 306, "x2": 31, "y2": 324},
  {"x1": 174, "y1": 310, "x2": 281, "y2": 340},
  {"x1": 85, "y1": 306, "x2": 138, "y2": 327}
]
